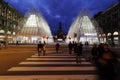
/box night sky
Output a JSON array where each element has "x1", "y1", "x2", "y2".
[{"x1": 4, "y1": 0, "x2": 119, "y2": 34}]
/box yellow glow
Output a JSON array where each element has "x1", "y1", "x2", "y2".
[
  {"x1": 0, "y1": 30, "x2": 5, "y2": 33},
  {"x1": 25, "y1": 14, "x2": 39, "y2": 27},
  {"x1": 113, "y1": 31, "x2": 118, "y2": 35},
  {"x1": 0, "y1": 35, "x2": 5, "y2": 38},
  {"x1": 107, "y1": 33, "x2": 111, "y2": 36},
  {"x1": 67, "y1": 15, "x2": 99, "y2": 44}
]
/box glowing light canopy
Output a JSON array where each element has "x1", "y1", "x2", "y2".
[
  {"x1": 66, "y1": 11, "x2": 99, "y2": 44},
  {"x1": 25, "y1": 14, "x2": 39, "y2": 27},
  {"x1": 17, "y1": 10, "x2": 53, "y2": 43}
]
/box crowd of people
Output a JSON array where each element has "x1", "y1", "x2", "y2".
[
  {"x1": 68, "y1": 41, "x2": 83, "y2": 63},
  {"x1": 37, "y1": 41, "x2": 119, "y2": 80}
]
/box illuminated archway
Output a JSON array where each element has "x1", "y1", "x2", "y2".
[
  {"x1": 0, "y1": 30, "x2": 5, "y2": 40},
  {"x1": 107, "y1": 33, "x2": 111, "y2": 36},
  {"x1": 113, "y1": 31, "x2": 119, "y2": 45}
]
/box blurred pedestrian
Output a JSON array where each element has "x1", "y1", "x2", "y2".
[
  {"x1": 91, "y1": 43, "x2": 98, "y2": 63},
  {"x1": 68, "y1": 41, "x2": 73, "y2": 54},
  {"x1": 74, "y1": 43, "x2": 83, "y2": 64},
  {"x1": 73, "y1": 42, "x2": 77, "y2": 54},
  {"x1": 97, "y1": 43, "x2": 104, "y2": 57},
  {"x1": 0, "y1": 42, "x2": 1, "y2": 49},
  {"x1": 55, "y1": 42, "x2": 60, "y2": 53},
  {"x1": 97, "y1": 44, "x2": 117, "y2": 80},
  {"x1": 37, "y1": 41, "x2": 43, "y2": 56},
  {"x1": 43, "y1": 41, "x2": 46, "y2": 56},
  {"x1": 16, "y1": 41, "x2": 19, "y2": 45}
]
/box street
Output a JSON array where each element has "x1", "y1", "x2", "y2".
[
  {"x1": 0, "y1": 45, "x2": 36, "y2": 75},
  {"x1": 0, "y1": 43, "x2": 119, "y2": 80}
]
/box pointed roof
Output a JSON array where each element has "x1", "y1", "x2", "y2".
[
  {"x1": 67, "y1": 9, "x2": 99, "y2": 43},
  {"x1": 67, "y1": 9, "x2": 98, "y2": 38},
  {"x1": 17, "y1": 10, "x2": 52, "y2": 37}
]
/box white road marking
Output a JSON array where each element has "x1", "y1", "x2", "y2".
[{"x1": 8, "y1": 66, "x2": 96, "y2": 71}]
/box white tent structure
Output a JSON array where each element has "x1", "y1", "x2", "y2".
[
  {"x1": 66, "y1": 10, "x2": 99, "y2": 44},
  {"x1": 17, "y1": 10, "x2": 53, "y2": 44}
]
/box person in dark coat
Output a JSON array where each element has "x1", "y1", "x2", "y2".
[
  {"x1": 68, "y1": 41, "x2": 73, "y2": 54},
  {"x1": 37, "y1": 41, "x2": 43, "y2": 56},
  {"x1": 97, "y1": 44, "x2": 117, "y2": 80},
  {"x1": 55, "y1": 43, "x2": 60, "y2": 53},
  {"x1": 74, "y1": 43, "x2": 83, "y2": 64},
  {"x1": 91, "y1": 43, "x2": 98, "y2": 63},
  {"x1": 43, "y1": 41, "x2": 46, "y2": 56}
]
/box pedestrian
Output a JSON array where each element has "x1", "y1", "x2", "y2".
[
  {"x1": 0, "y1": 42, "x2": 1, "y2": 49},
  {"x1": 68, "y1": 41, "x2": 73, "y2": 54},
  {"x1": 43, "y1": 41, "x2": 46, "y2": 56},
  {"x1": 91, "y1": 43, "x2": 98, "y2": 63},
  {"x1": 97, "y1": 44, "x2": 117, "y2": 80},
  {"x1": 16, "y1": 41, "x2": 19, "y2": 45},
  {"x1": 74, "y1": 43, "x2": 83, "y2": 64},
  {"x1": 37, "y1": 41, "x2": 43, "y2": 56},
  {"x1": 55, "y1": 42, "x2": 60, "y2": 53},
  {"x1": 97, "y1": 43, "x2": 104, "y2": 57}
]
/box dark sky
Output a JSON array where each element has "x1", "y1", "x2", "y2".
[{"x1": 4, "y1": 0, "x2": 119, "y2": 34}]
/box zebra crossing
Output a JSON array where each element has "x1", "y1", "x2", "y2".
[{"x1": 4, "y1": 53, "x2": 98, "y2": 80}]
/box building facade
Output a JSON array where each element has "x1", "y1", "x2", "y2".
[
  {"x1": 0, "y1": 0, "x2": 23, "y2": 44},
  {"x1": 93, "y1": 1, "x2": 120, "y2": 46}
]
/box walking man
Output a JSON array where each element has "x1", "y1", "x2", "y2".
[
  {"x1": 74, "y1": 43, "x2": 83, "y2": 64},
  {"x1": 43, "y1": 41, "x2": 46, "y2": 56},
  {"x1": 55, "y1": 42, "x2": 60, "y2": 53},
  {"x1": 37, "y1": 41, "x2": 43, "y2": 56},
  {"x1": 68, "y1": 41, "x2": 73, "y2": 54}
]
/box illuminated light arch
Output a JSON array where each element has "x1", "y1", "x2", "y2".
[
  {"x1": 0, "y1": 30, "x2": 5, "y2": 39},
  {"x1": 113, "y1": 31, "x2": 118, "y2": 35},
  {"x1": 0, "y1": 30, "x2": 5, "y2": 33},
  {"x1": 7, "y1": 31, "x2": 11, "y2": 35},
  {"x1": 107, "y1": 33, "x2": 111, "y2": 36}
]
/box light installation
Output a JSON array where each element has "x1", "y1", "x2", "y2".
[
  {"x1": 16, "y1": 10, "x2": 53, "y2": 43},
  {"x1": 66, "y1": 10, "x2": 99, "y2": 44}
]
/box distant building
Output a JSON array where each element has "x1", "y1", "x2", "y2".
[
  {"x1": 0, "y1": 0, "x2": 23, "y2": 43},
  {"x1": 54, "y1": 22, "x2": 66, "y2": 42},
  {"x1": 93, "y1": 1, "x2": 120, "y2": 46}
]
